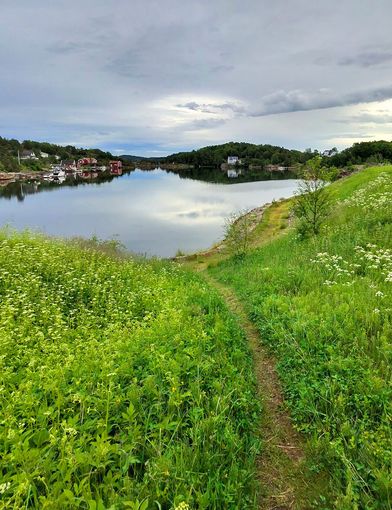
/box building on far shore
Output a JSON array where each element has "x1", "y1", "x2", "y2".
[
  {"x1": 227, "y1": 156, "x2": 241, "y2": 165},
  {"x1": 322, "y1": 148, "x2": 338, "y2": 157},
  {"x1": 61, "y1": 160, "x2": 77, "y2": 172},
  {"x1": 20, "y1": 150, "x2": 38, "y2": 161},
  {"x1": 40, "y1": 151, "x2": 49, "y2": 158},
  {"x1": 227, "y1": 168, "x2": 241, "y2": 178}
]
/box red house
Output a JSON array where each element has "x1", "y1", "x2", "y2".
[
  {"x1": 109, "y1": 160, "x2": 122, "y2": 175},
  {"x1": 78, "y1": 157, "x2": 97, "y2": 168}
]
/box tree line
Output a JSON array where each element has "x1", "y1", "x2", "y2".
[
  {"x1": 326, "y1": 140, "x2": 392, "y2": 167},
  {"x1": 0, "y1": 137, "x2": 117, "y2": 172},
  {"x1": 1, "y1": 136, "x2": 392, "y2": 173},
  {"x1": 165, "y1": 140, "x2": 392, "y2": 169},
  {"x1": 165, "y1": 141, "x2": 315, "y2": 167}
]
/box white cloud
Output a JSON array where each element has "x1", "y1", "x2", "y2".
[{"x1": 0, "y1": 0, "x2": 392, "y2": 154}]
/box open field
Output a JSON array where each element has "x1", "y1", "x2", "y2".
[{"x1": 0, "y1": 232, "x2": 260, "y2": 509}]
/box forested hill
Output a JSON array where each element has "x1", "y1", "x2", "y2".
[
  {"x1": 2, "y1": 136, "x2": 392, "y2": 172},
  {"x1": 165, "y1": 140, "x2": 392, "y2": 168},
  {"x1": 328, "y1": 140, "x2": 392, "y2": 166},
  {"x1": 165, "y1": 142, "x2": 314, "y2": 167},
  {"x1": 0, "y1": 137, "x2": 117, "y2": 172}
]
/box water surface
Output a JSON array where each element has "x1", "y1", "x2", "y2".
[{"x1": 0, "y1": 169, "x2": 299, "y2": 257}]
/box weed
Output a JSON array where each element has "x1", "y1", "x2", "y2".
[
  {"x1": 0, "y1": 231, "x2": 260, "y2": 509},
  {"x1": 210, "y1": 166, "x2": 392, "y2": 508}
]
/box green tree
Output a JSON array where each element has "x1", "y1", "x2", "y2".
[
  {"x1": 224, "y1": 209, "x2": 253, "y2": 259},
  {"x1": 293, "y1": 156, "x2": 331, "y2": 237}
]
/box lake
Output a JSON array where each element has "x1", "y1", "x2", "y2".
[{"x1": 0, "y1": 168, "x2": 300, "y2": 257}]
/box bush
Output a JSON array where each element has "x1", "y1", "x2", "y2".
[
  {"x1": 224, "y1": 209, "x2": 253, "y2": 259},
  {"x1": 293, "y1": 156, "x2": 331, "y2": 237}
]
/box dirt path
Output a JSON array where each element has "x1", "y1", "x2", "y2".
[{"x1": 203, "y1": 273, "x2": 313, "y2": 510}]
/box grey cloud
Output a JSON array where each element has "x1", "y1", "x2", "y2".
[
  {"x1": 250, "y1": 85, "x2": 392, "y2": 117},
  {"x1": 177, "y1": 207, "x2": 227, "y2": 219},
  {"x1": 337, "y1": 112, "x2": 392, "y2": 124},
  {"x1": 1, "y1": 0, "x2": 392, "y2": 154},
  {"x1": 325, "y1": 133, "x2": 373, "y2": 140},
  {"x1": 314, "y1": 48, "x2": 392, "y2": 68},
  {"x1": 338, "y1": 51, "x2": 392, "y2": 68},
  {"x1": 177, "y1": 211, "x2": 200, "y2": 218},
  {"x1": 183, "y1": 118, "x2": 227, "y2": 130},
  {"x1": 177, "y1": 102, "x2": 245, "y2": 114}
]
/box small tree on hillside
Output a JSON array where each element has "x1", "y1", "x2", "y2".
[
  {"x1": 293, "y1": 156, "x2": 331, "y2": 237},
  {"x1": 224, "y1": 209, "x2": 253, "y2": 259}
]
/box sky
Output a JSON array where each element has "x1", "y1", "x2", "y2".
[{"x1": 1, "y1": 0, "x2": 392, "y2": 157}]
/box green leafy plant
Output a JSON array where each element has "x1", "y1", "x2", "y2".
[
  {"x1": 293, "y1": 156, "x2": 331, "y2": 237},
  {"x1": 210, "y1": 165, "x2": 392, "y2": 509},
  {"x1": 224, "y1": 209, "x2": 253, "y2": 259},
  {"x1": 0, "y1": 231, "x2": 259, "y2": 509}
]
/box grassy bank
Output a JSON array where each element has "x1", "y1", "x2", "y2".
[
  {"x1": 209, "y1": 166, "x2": 392, "y2": 508},
  {"x1": 0, "y1": 232, "x2": 259, "y2": 509}
]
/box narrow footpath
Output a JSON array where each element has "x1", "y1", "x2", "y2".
[{"x1": 203, "y1": 273, "x2": 316, "y2": 510}]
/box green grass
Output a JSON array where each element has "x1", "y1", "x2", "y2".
[
  {"x1": 209, "y1": 166, "x2": 392, "y2": 509},
  {"x1": 0, "y1": 232, "x2": 260, "y2": 509}
]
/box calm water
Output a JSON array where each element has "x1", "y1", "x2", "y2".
[{"x1": 0, "y1": 169, "x2": 299, "y2": 257}]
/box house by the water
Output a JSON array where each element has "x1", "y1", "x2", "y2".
[
  {"x1": 227, "y1": 156, "x2": 241, "y2": 165},
  {"x1": 20, "y1": 150, "x2": 38, "y2": 161}
]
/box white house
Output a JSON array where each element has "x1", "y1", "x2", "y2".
[
  {"x1": 20, "y1": 149, "x2": 39, "y2": 160},
  {"x1": 322, "y1": 148, "x2": 338, "y2": 158},
  {"x1": 40, "y1": 151, "x2": 49, "y2": 158},
  {"x1": 227, "y1": 169, "x2": 241, "y2": 178},
  {"x1": 227, "y1": 156, "x2": 240, "y2": 165}
]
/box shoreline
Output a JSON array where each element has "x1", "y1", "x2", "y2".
[
  {"x1": 0, "y1": 171, "x2": 47, "y2": 183},
  {"x1": 172, "y1": 201, "x2": 279, "y2": 263}
]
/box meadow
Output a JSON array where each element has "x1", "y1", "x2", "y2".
[
  {"x1": 210, "y1": 166, "x2": 392, "y2": 509},
  {"x1": 0, "y1": 233, "x2": 260, "y2": 509}
]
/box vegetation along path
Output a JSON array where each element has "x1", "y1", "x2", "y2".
[{"x1": 202, "y1": 272, "x2": 319, "y2": 510}]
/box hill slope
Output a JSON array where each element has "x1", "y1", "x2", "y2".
[
  {"x1": 0, "y1": 233, "x2": 259, "y2": 508},
  {"x1": 0, "y1": 136, "x2": 119, "y2": 172},
  {"x1": 209, "y1": 166, "x2": 392, "y2": 508},
  {"x1": 165, "y1": 141, "x2": 314, "y2": 167}
]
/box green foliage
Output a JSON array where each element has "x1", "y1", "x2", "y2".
[
  {"x1": 210, "y1": 166, "x2": 392, "y2": 509},
  {"x1": 165, "y1": 142, "x2": 315, "y2": 168},
  {"x1": 0, "y1": 136, "x2": 123, "y2": 173},
  {"x1": 224, "y1": 210, "x2": 253, "y2": 259},
  {"x1": 326, "y1": 140, "x2": 392, "y2": 167},
  {"x1": 293, "y1": 157, "x2": 331, "y2": 237},
  {"x1": 0, "y1": 232, "x2": 259, "y2": 509}
]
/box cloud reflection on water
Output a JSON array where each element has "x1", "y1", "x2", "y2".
[{"x1": 0, "y1": 169, "x2": 299, "y2": 257}]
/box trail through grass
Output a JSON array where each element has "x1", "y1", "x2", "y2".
[
  {"x1": 1, "y1": 165, "x2": 391, "y2": 509},
  {"x1": 203, "y1": 273, "x2": 329, "y2": 509},
  {"x1": 209, "y1": 166, "x2": 392, "y2": 509}
]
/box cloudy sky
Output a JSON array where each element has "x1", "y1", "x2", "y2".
[{"x1": 1, "y1": 1, "x2": 392, "y2": 156}]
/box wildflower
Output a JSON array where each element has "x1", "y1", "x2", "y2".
[
  {"x1": 373, "y1": 308, "x2": 380, "y2": 314},
  {"x1": 375, "y1": 291, "x2": 384, "y2": 298},
  {"x1": 174, "y1": 503, "x2": 190, "y2": 510},
  {"x1": 0, "y1": 482, "x2": 11, "y2": 494}
]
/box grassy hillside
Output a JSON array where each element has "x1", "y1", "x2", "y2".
[
  {"x1": 209, "y1": 166, "x2": 392, "y2": 509},
  {"x1": 0, "y1": 233, "x2": 259, "y2": 509}
]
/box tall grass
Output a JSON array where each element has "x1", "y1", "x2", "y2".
[
  {"x1": 210, "y1": 166, "x2": 392, "y2": 509},
  {"x1": 0, "y1": 231, "x2": 259, "y2": 509}
]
